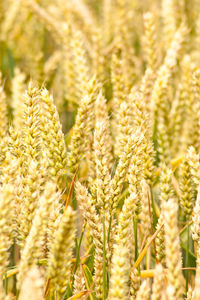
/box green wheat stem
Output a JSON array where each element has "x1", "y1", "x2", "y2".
[
  {"x1": 134, "y1": 218, "x2": 138, "y2": 262},
  {"x1": 102, "y1": 215, "x2": 107, "y2": 300},
  {"x1": 107, "y1": 215, "x2": 112, "y2": 244},
  {"x1": 4, "y1": 270, "x2": 8, "y2": 294},
  {"x1": 150, "y1": 185, "x2": 157, "y2": 227},
  {"x1": 74, "y1": 220, "x2": 86, "y2": 273},
  {"x1": 186, "y1": 224, "x2": 190, "y2": 292}
]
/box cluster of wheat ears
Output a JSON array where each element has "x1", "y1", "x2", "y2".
[{"x1": 1, "y1": 0, "x2": 200, "y2": 299}]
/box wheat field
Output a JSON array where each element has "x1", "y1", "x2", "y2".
[{"x1": 0, "y1": 0, "x2": 200, "y2": 299}]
